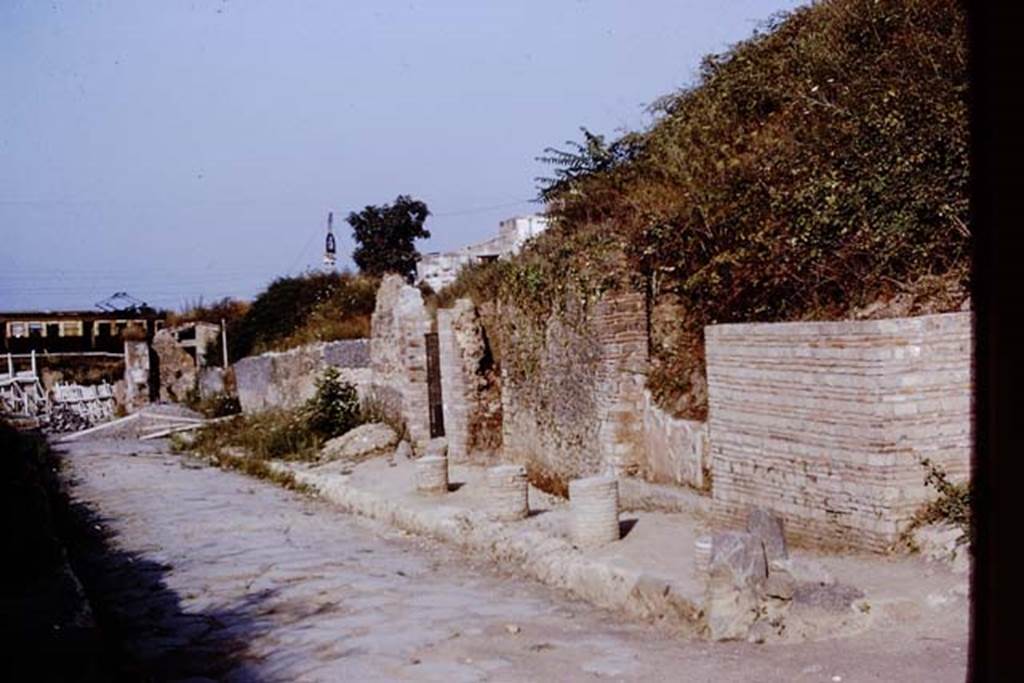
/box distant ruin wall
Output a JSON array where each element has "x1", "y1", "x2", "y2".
[
  {"x1": 123, "y1": 340, "x2": 151, "y2": 412},
  {"x1": 500, "y1": 291, "x2": 648, "y2": 487},
  {"x1": 234, "y1": 339, "x2": 370, "y2": 414},
  {"x1": 152, "y1": 329, "x2": 198, "y2": 403},
  {"x1": 705, "y1": 312, "x2": 972, "y2": 552},
  {"x1": 368, "y1": 275, "x2": 431, "y2": 452}
]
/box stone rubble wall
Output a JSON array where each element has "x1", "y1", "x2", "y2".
[
  {"x1": 152, "y1": 329, "x2": 198, "y2": 403},
  {"x1": 367, "y1": 275, "x2": 431, "y2": 453},
  {"x1": 705, "y1": 312, "x2": 972, "y2": 552},
  {"x1": 234, "y1": 339, "x2": 371, "y2": 414},
  {"x1": 500, "y1": 291, "x2": 649, "y2": 486},
  {"x1": 198, "y1": 366, "x2": 237, "y2": 400},
  {"x1": 641, "y1": 389, "x2": 709, "y2": 490}
]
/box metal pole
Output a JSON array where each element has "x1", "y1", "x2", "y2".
[
  {"x1": 221, "y1": 318, "x2": 229, "y2": 367},
  {"x1": 6, "y1": 353, "x2": 12, "y2": 377},
  {"x1": 30, "y1": 349, "x2": 36, "y2": 376}
]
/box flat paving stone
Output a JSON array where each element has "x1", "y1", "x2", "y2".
[{"x1": 59, "y1": 438, "x2": 967, "y2": 682}]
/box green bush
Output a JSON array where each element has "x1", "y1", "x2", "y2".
[
  {"x1": 303, "y1": 367, "x2": 361, "y2": 440},
  {"x1": 188, "y1": 369, "x2": 362, "y2": 461}
]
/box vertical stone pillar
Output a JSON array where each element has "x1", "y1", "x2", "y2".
[
  {"x1": 487, "y1": 465, "x2": 529, "y2": 521},
  {"x1": 569, "y1": 475, "x2": 620, "y2": 548},
  {"x1": 123, "y1": 340, "x2": 151, "y2": 413},
  {"x1": 437, "y1": 306, "x2": 470, "y2": 463}
]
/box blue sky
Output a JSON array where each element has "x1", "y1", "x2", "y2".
[{"x1": 0, "y1": 0, "x2": 806, "y2": 312}]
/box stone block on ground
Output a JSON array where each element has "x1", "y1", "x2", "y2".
[
  {"x1": 746, "y1": 507, "x2": 788, "y2": 562},
  {"x1": 710, "y1": 531, "x2": 768, "y2": 590},
  {"x1": 320, "y1": 423, "x2": 399, "y2": 463},
  {"x1": 768, "y1": 557, "x2": 835, "y2": 586},
  {"x1": 705, "y1": 531, "x2": 769, "y2": 641},
  {"x1": 706, "y1": 573, "x2": 761, "y2": 641}
]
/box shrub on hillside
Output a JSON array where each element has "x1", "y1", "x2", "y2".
[
  {"x1": 230, "y1": 271, "x2": 377, "y2": 360},
  {"x1": 444, "y1": 0, "x2": 969, "y2": 419}
]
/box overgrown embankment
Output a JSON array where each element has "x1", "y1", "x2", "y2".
[
  {"x1": 440, "y1": 0, "x2": 968, "y2": 420},
  {"x1": 176, "y1": 271, "x2": 377, "y2": 362}
]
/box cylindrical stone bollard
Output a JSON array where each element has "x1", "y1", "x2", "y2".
[
  {"x1": 694, "y1": 535, "x2": 712, "y2": 578},
  {"x1": 569, "y1": 475, "x2": 620, "y2": 548},
  {"x1": 416, "y1": 455, "x2": 449, "y2": 494},
  {"x1": 487, "y1": 464, "x2": 529, "y2": 521}
]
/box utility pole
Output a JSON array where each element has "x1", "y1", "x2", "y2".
[{"x1": 221, "y1": 318, "x2": 229, "y2": 367}]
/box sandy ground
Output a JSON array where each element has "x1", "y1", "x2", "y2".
[{"x1": 59, "y1": 438, "x2": 968, "y2": 682}]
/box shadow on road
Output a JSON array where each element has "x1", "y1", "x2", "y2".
[{"x1": 60, "y1": 476, "x2": 276, "y2": 682}]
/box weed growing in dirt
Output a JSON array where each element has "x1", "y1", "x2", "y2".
[
  {"x1": 902, "y1": 458, "x2": 972, "y2": 551},
  {"x1": 188, "y1": 370, "x2": 364, "y2": 462}
]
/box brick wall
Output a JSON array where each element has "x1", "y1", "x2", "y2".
[{"x1": 705, "y1": 312, "x2": 971, "y2": 551}]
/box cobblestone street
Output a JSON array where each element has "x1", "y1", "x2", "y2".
[{"x1": 60, "y1": 438, "x2": 967, "y2": 682}]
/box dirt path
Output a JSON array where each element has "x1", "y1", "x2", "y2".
[{"x1": 59, "y1": 438, "x2": 967, "y2": 682}]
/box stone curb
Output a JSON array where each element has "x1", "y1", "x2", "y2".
[{"x1": 266, "y1": 461, "x2": 705, "y2": 636}]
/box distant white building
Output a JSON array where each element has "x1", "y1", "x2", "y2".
[{"x1": 416, "y1": 214, "x2": 549, "y2": 292}]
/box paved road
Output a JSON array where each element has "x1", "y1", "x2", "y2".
[{"x1": 59, "y1": 438, "x2": 967, "y2": 682}]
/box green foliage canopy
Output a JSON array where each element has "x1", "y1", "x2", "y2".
[{"x1": 347, "y1": 195, "x2": 431, "y2": 281}]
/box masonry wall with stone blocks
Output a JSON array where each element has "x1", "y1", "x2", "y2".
[
  {"x1": 641, "y1": 389, "x2": 709, "y2": 489},
  {"x1": 368, "y1": 275, "x2": 432, "y2": 453},
  {"x1": 500, "y1": 290, "x2": 649, "y2": 486},
  {"x1": 437, "y1": 299, "x2": 502, "y2": 464},
  {"x1": 234, "y1": 340, "x2": 371, "y2": 414},
  {"x1": 152, "y1": 329, "x2": 198, "y2": 403},
  {"x1": 705, "y1": 312, "x2": 971, "y2": 552}
]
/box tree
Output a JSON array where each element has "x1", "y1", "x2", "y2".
[{"x1": 347, "y1": 195, "x2": 431, "y2": 281}]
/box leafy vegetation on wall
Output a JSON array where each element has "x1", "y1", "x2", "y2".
[{"x1": 442, "y1": 0, "x2": 969, "y2": 419}]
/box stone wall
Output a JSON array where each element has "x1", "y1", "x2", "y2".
[
  {"x1": 367, "y1": 275, "x2": 431, "y2": 452},
  {"x1": 705, "y1": 312, "x2": 972, "y2": 552},
  {"x1": 123, "y1": 340, "x2": 151, "y2": 412},
  {"x1": 198, "y1": 366, "x2": 235, "y2": 400},
  {"x1": 437, "y1": 299, "x2": 502, "y2": 464},
  {"x1": 500, "y1": 290, "x2": 648, "y2": 487},
  {"x1": 234, "y1": 339, "x2": 371, "y2": 414},
  {"x1": 640, "y1": 389, "x2": 709, "y2": 489},
  {"x1": 152, "y1": 329, "x2": 198, "y2": 403}
]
